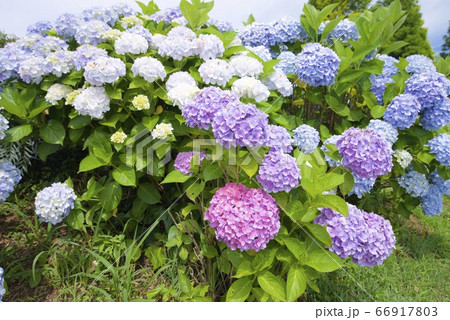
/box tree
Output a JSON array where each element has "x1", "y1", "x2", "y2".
[
  {"x1": 441, "y1": 21, "x2": 450, "y2": 58},
  {"x1": 308, "y1": 0, "x2": 371, "y2": 18},
  {"x1": 378, "y1": 0, "x2": 433, "y2": 58}
]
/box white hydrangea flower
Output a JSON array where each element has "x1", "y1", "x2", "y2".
[
  {"x1": 120, "y1": 16, "x2": 143, "y2": 28},
  {"x1": 151, "y1": 123, "x2": 173, "y2": 139},
  {"x1": 394, "y1": 150, "x2": 413, "y2": 169},
  {"x1": 149, "y1": 34, "x2": 166, "y2": 50},
  {"x1": 45, "y1": 83, "x2": 74, "y2": 105},
  {"x1": 35, "y1": 182, "x2": 77, "y2": 225},
  {"x1": 102, "y1": 29, "x2": 123, "y2": 41},
  {"x1": 193, "y1": 34, "x2": 225, "y2": 60},
  {"x1": 172, "y1": 17, "x2": 188, "y2": 26},
  {"x1": 165, "y1": 71, "x2": 197, "y2": 91},
  {"x1": 232, "y1": 77, "x2": 270, "y2": 102},
  {"x1": 84, "y1": 56, "x2": 126, "y2": 86},
  {"x1": 46, "y1": 50, "x2": 75, "y2": 77},
  {"x1": 167, "y1": 84, "x2": 200, "y2": 108},
  {"x1": 198, "y1": 59, "x2": 234, "y2": 86},
  {"x1": 262, "y1": 69, "x2": 293, "y2": 97},
  {"x1": 132, "y1": 95, "x2": 150, "y2": 110},
  {"x1": 230, "y1": 55, "x2": 263, "y2": 77},
  {"x1": 110, "y1": 131, "x2": 127, "y2": 143},
  {"x1": 73, "y1": 86, "x2": 111, "y2": 119},
  {"x1": 131, "y1": 57, "x2": 166, "y2": 82},
  {"x1": 158, "y1": 36, "x2": 197, "y2": 60},
  {"x1": 167, "y1": 26, "x2": 196, "y2": 40},
  {"x1": 115, "y1": 32, "x2": 148, "y2": 55}
]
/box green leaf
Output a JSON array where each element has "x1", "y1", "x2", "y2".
[
  {"x1": 381, "y1": 41, "x2": 408, "y2": 55},
  {"x1": 239, "y1": 158, "x2": 259, "y2": 178},
  {"x1": 243, "y1": 13, "x2": 255, "y2": 26},
  {"x1": 66, "y1": 209, "x2": 84, "y2": 230},
  {"x1": 257, "y1": 270, "x2": 286, "y2": 302},
  {"x1": 203, "y1": 245, "x2": 218, "y2": 258},
  {"x1": 0, "y1": 87, "x2": 27, "y2": 118},
  {"x1": 28, "y1": 99, "x2": 51, "y2": 118},
  {"x1": 99, "y1": 181, "x2": 122, "y2": 212},
  {"x1": 178, "y1": 270, "x2": 192, "y2": 295},
  {"x1": 226, "y1": 277, "x2": 253, "y2": 302},
  {"x1": 145, "y1": 246, "x2": 166, "y2": 270},
  {"x1": 87, "y1": 131, "x2": 113, "y2": 163},
  {"x1": 112, "y1": 165, "x2": 136, "y2": 187},
  {"x1": 311, "y1": 194, "x2": 348, "y2": 217},
  {"x1": 283, "y1": 238, "x2": 306, "y2": 261},
  {"x1": 305, "y1": 249, "x2": 342, "y2": 272},
  {"x1": 370, "y1": 105, "x2": 386, "y2": 119},
  {"x1": 186, "y1": 181, "x2": 205, "y2": 201},
  {"x1": 142, "y1": 116, "x2": 159, "y2": 131},
  {"x1": 161, "y1": 170, "x2": 191, "y2": 184},
  {"x1": 5, "y1": 124, "x2": 33, "y2": 142},
  {"x1": 40, "y1": 119, "x2": 66, "y2": 145},
  {"x1": 202, "y1": 163, "x2": 222, "y2": 181},
  {"x1": 68, "y1": 115, "x2": 91, "y2": 129},
  {"x1": 252, "y1": 248, "x2": 277, "y2": 272},
  {"x1": 307, "y1": 224, "x2": 332, "y2": 247},
  {"x1": 233, "y1": 261, "x2": 255, "y2": 278},
  {"x1": 286, "y1": 266, "x2": 306, "y2": 302},
  {"x1": 339, "y1": 171, "x2": 354, "y2": 196},
  {"x1": 78, "y1": 155, "x2": 106, "y2": 172},
  {"x1": 137, "y1": 182, "x2": 161, "y2": 204},
  {"x1": 38, "y1": 142, "x2": 62, "y2": 161}
]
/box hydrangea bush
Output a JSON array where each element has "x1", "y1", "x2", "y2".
[{"x1": 0, "y1": 0, "x2": 449, "y2": 302}]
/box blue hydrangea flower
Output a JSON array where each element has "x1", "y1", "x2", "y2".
[
  {"x1": 27, "y1": 20, "x2": 54, "y2": 36},
  {"x1": 324, "y1": 19, "x2": 359, "y2": 44},
  {"x1": 367, "y1": 119, "x2": 398, "y2": 146},
  {"x1": 207, "y1": 19, "x2": 235, "y2": 33},
  {"x1": 35, "y1": 182, "x2": 77, "y2": 225},
  {"x1": 0, "y1": 267, "x2": 5, "y2": 302},
  {"x1": 246, "y1": 46, "x2": 272, "y2": 61},
  {"x1": 257, "y1": 151, "x2": 300, "y2": 193},
  {"x1": 0, "y1": 161, "x2": 22, "y2": 203},
  {"x1": 18, "y1": 56, "x2": 52, "y2": 84},
  {"x1": 427, "y1": 134, "x2": 450, "y2": 167},
  {"x1": 277, "y1": 51, "x2": 297, "y2": 75},
  {"x1": 296, "y1": 43, "x2": 340, "y2": 87},
  {"x1": 84, "y1": 56, "x2": 126, "y2": 86},
  {"x1": 72, "y1": 45, "x2": 108, "y2": 70},
  {"x1": 397, "y1": 170, "x2": 430, "y2": 198},
  {"x1": 150, "y1": 7, "x2": 183, "y2": 24},
  {"x1": 349, "y1": 173, "x2": 376, "y2": 198},
  {"x1": 0, "y1": 114, "x2": 9, "y2": 140},
  {"x1": 370, "y1": 76, "x2": 394, "y2": 105},
  {"x1": 75, "y1": 20, "x2": 111, "y2": 45},
  {"x1": 126, "y1": 25, "x2": 152, "y2": 42},
  {"x1": 272, "y1": 16, "x2": 309, "y2": 43},
  {"x1": 293, "y1": 124, "x2": 320, "y2": 154},
  {"x1": 405, "y1": 72, "x2": 448, "y2": 110},
  {"x1": 377, "y1": 54, "x2": 399, "y2": 78},
  {"x1": 384, "y1": 94, "x2": 421, "y2": 129},
  {"x1": 82, "y1": 7, "x2": 119, "y2": 26},
  {"x1": 112, "y1": 3, "x2": 136, "y2": 17},
  {"x1": 54, "y1": 13, "x2": 84, "y2": 40},
  {"x1": 429, "y1": 170, "x2": 450, "y2": 195},
  {"x1": 405, "y1": 55, "x2": 436, "y2": 74},
  {"x1": 322, "y1": 135, "x2": 341, "y2": 167},
  {"x1": 266, "y1": 125, "x2": 293, "y2": 153},
  {"x1": 237, "y1": 22, "x2": 277, "y2": 47},
  {"x1": 420, "y1": 185, "x2": 443, "y2": 216},
  {"x1": 158, "y1": 36, "x2": 196, "y2": 61},
  {"x1": 420, "y1": 98, "x2": 450, "y2": 131}
]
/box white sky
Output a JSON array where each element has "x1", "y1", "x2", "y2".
[{"x1": 0, "y1": 0, "x2": 447, "y2": 53}]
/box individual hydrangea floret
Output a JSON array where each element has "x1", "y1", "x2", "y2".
[
  {"x1": 151, "y1": 123, "x2": 173, "y2": 140},
  {"x1": 420, "y1": 185, "x2": 443, "y2": 216},
  {"x1": 296, "y1": 43, "x2": 340, "y2": 87},
  {"x1": 207, "y1": 19, "x2": 235, "y2": 33},
  {"x1": 182, "y1": 87, "x2": 238, "y2": 130},
  {"x1": 115, "y1": 32, "x2": 148, "y2": 55},
  {"x1": 420, "y1": 98, "x2": 450, "y2": 131},
  {"x1": 193, "y1": 34, "x2": 225, "y2": 60},
  {"x1": 0, "y1": 267, "x2": 5, "y2": 302},
  {"x1": 231, "y1": 77, "x2": 270, "y2": 102},
  {"x1": 0, "y1": 161, "x2": 22, "y2": 203},
  {"x1": 72, "y1": 86, "x2": 110, "y2": 119},
  {"x1": 349, "y1": 173, "x2": 376, "y2": 199},
  {"x1": 229, "y1": 55, "x2": 264, "y2": 77},
  {"x1": 167, "y1": 84, "x2": 200, "y2": 108},
  {"x1": 45, "y1": 84, "x2": 73, "y2": 105},
  {"x1": 165, "y1": 71, "x2": 197, "y2": 91},
  {"x1": 72, "y1": 45, "x2": 108, "y2": 70},
  {"x1": 393, "y1": 150, "x2": 413, "y2": 169},
  {"x1": 0, "y1": 114, "x2": 9, "y2": 140},
  {"x1": 245, "y1": 46, "x2": 272, "y2": 61},
  {"x1": 397, "y1": 170, "x2": 430, "y2": 198},
  {"x1": 174, "y1": 151, "x2": 207, "y2": 175},
  {"x1": 84, "y1": 56, "x2": 126, "y2": 86},
  {"x1": 405, "y1": 72, "x2": 448, "y2": 110},
  {"x1": 131, "y1": 57, "x2": 166, "y2": 82},
  {"x1": 277, "y1": 51, "x2": 297, "y2": 75},
  {"x1": 367, "y1": 119, "x2": 398, "y2": 146},
  {"x1": 257, "y1": 151, "x2": 300, "y2": 193},
  {"x1": 322, "y1": 135, "x2": 341, "y2": 167},
  {"x1": 132, "y1": 95, "x2": 150, "y2": 111},
  {"x1": 384, "y1": 94, "x2": 421, "y2": 129},
  {"x1": 336, "y1": 128, "x2": 393, "y2": 179},
  {"x1": 75, "y1": 20, "x2": 111, "y2": 45},
  {"x1": 325, "y1": 19, "x2": 359, "y2": 44},
  {"x1": 266, "y1": 125, "x2": 293, "y2": 153},
  {"x1": 262, "y1": 69, "x2": 293, "y2": 97},
  {"x1": 35, "y1": 183, "x2": 77, "y2": 225},
  {"x1": 211, "y1": 101, "x2": 269, "y2": 148},
  {"x1": 405, "y1": 55, "x2": 436, "y2": 74},
  {"x1": 315, "y1": 204, "x2": 396, "y2": 267},
  {"x1": 198, "y1": 59, "x2": 234, "y2": 86},
  {"x1": 427, "y1": 134, "x2": 450, "y2": 167},
  {"x1": 237, "y1": 22, "x2": 277, "y2": 47},
  {"x1": 293, "y1": 124, "x2": 320, "y2": 154},
  {"x1": 205, "y1": 183, "x2": 280, "y2": 252},
  {"x1": 110, "y1": 132, "x2": 127, "y2": 144}
]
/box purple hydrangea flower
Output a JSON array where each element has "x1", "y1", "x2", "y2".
[
  {"x1": 266, "y1": 125, "x2": 293, "y2": 153},
  {"x1": 257, "y1": 151, "x2": 300, "y2": 193},
  {"x1": 315, "y1": 204, "x2": 396, "y2": 267},
  {"x1": 405, "y1": 55, "x2": 436, "y2": 74},
  {"x1": 336, "y1": 128, "x2": 393, "y2": 179},
  {"x1": 405, "y1": 72, "x2": 448, "y2": 110},
  {"x1": 205, "y1": 183, "x2": 280, "y2": 252},
  {"x1": 211, "y1": 101, "x2": 269, "y2": 148},
  {"x1": 296, "y1": 43, "x2": 340, "y2": 87},
  {"x1": 0, "y1": 161, "x2": 22, "y2": 203},
  {"x1": 35, "y1": 182, "x2": 77, "y2": 225},
  {"x1": 174, "y1": 151, "x2": 207, "y2": 175},
  {"x1": 182, "y1": 87, "x2": 238, "y2": 130},
  {"x1": 420, "y1": 98, "x2": 450, "y2": 131},
  {"x1": 384, "y1": 94, "x2": 421, "y2": 129},
  {"x1": 427, "y1": 134, "x2": 450, "y2": 167},
  {"x1": 54, "y1": 13, "x2": 84, "y2": 40},
  {"x1": 397, "y1": 170, "x2": 430, "y2": 198},
  {"x1": 366, "y1": 119, "x2": 398, "y2": 146},
  {"x1": 293, "y1": 124, "x2": 320, "y2": 154},
  {"x1": 272, "y1": 16, "x2": 309, "y2": 43}
]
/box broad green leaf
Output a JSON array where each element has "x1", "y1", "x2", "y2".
[
  {"x1": 178, "y1": 270, "x2": 192, "y2": 295},
  {"x1": 311, "y1": 194, "x2": 348, "y2": 217},
  {"x1": 68, "y1": 115, "x2": 91, "y2": 129},
  {"x1": 66, "y1": 209, "x2": 84, "y2": 230},
  {"x1": 40, "y1": 119, "x2": 66, "y2": 145},
  {"x1": 186, "y1": 181, "x2": 205, "y2": 201},
  {"x1": 226, "y1": 277, "x2": 253, "y2": 302},
  {"x1": 306, "y1": 224, "x2": 332, "y2": 247},
  {"x1": 5, "y1": 124, "x2": 33, "y2": 142},
  {"x1": 0, "y1": 87, "x2": 27, "y2": 118},
  {"x1": 79, "y1": 155, "x2": 106, "y2": 172},
  {"x1": 145, "y1": 246, "x2": 166, "y2": 270},
  {"x1": 257, "y1": 270, "x2": 286, "y2": 301},
  {"x1": 370, "y1": 105, "x2": 386, "y2": 119},
  {"x1": 112, "y1": 165, "x2": 136, "y2": 187},
  {"x1": 137, "y1": 182, "x2": 161, "y2": 204},
  {"x1": 161, "y1": 170, "x2": 191, "y2": 184},
  {"x1": 99, "y1": 181, "x2": 122, "y2": 212},
  {"x1": 202, "y1": 163, "x2": 222, "y2": 181},
  {"x1": 252, "y1": 248, "x2": 277, "y2": 272},
  {"x1": 339, "y1": 171, "x2": 354, "y2": 195},
  {"x1": 233, "y1": 260, "x2": 255, "y2": 278},
  {"x1": 38, "y1": 142, "x2": 62, "y2": 161},
  {"x1": 283, "y1": 238, "x2": 306, "y2": 261},
  {"x1": 305, "y1": 249, "x2": 342, "y2": 272},
  {"x1": 286, "y1": 266, "x2": 306, "y2": 302},
  {"x1": 239, "y1": 158, "x2": 259, "y2": 178},
  {"x1": 202, "y1": 245, "x2": 218, "y2": 258}
]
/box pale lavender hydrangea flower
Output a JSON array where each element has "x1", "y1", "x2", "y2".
[
  {"x1": 207, "y1": 19, "x2": 235, "y2": 33},
  {"x1": 150, "y1": 7, "x2": 183, "y2": 24},
  {"x1": 272, "y1": 16, "x2": 309, "y2": 43},
  {"x1": 18, "y1": 56, "x2": 51, "y2": 84},
  {"x1": 293, "y1": 124, "x2": 320, "y2": 154},
  {"x1": 73, "y1": 86, "x2": 110, "y2": 119},
  {"x1": 84, "y1": 56, "x2": 126, "y2": 86},
  {"x1": 158, "y1": 36, "x2": 196, "y2": 60},
  {"x1": 194, "y1": 34, "x2": 225, "y2": 60},
  {"x1": 54, "y1": 13, "x2": 84, "y2": 40},
  {"x1": 174, "y1": 151, "x2": 207, "y2": 175},
  {"x1": 405, "y1": 55, "x2": 436, "y2": 74},
  {"x1": 349, "y1": 173, "x2": 376, "y2": 198},
  {"x1": 266, "y1": 125, "x2": 293, "y2": 153},
  {"x1": 0, "y1": 161, "x2": 22, "y2": 203},
  {"x1": 238, "y1": 22, "x2": 277, "y2": 47},
  {"x1": 257, "y1": 151, "x2": 300, "y2": 193},
  {"x1": 35, "y1": 182, "x2": 77, "y2": 225},
  {"x1": 75, "y1": 20, "x2": 111, "y2": 45},
  {"x1": 115, "y1": 32, "x2": 148, "y2": 55},
  {"x1": 205, "y1": 183, "x2": 280, "y2": 252},
  {"x1": 46, "y1": 50, "x2": 75, "y2": 77},
  {"x1": 367, "y1": 119, "x2": 398, "y2": 146},
  {"x1": 27, "y1": 20, "x2": 53, "y2": 36},
  {"x1": 126, "y1": 25, "x2": 152, "y2": 42},
  {"x1": 72, "y1": 45, "x2": 108, "y2": 70}
]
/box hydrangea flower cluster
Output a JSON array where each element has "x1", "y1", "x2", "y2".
[
  {"x1": 293, "y1": 124, "x2": 320, "y2": 154},
  {"x1": 257, "y1": 151, "x2": 300, "y2": 193},
  {"x1": 167, "y1": 83, "x2": 200, "y2": 108},
  {"x1": 429, "y1": 170, "x2": 450, "y2": 195},
  {"x1": 205, "y1": 183, "x2": 280, "y2": 252},
  {"x1": 405, "y1": 72, "x2": 448, "y2": 110},
  {"x1": 84, "y1": 56, "x2": 126, "y2": 86},
  {"x1": 231, "y1": 77, "x2": 270, "y2": 102},
  {"x1": 427, "y1": 134, "x2": 450, "y2": 167},
  {"x1": 149, "y1": 7, "x2": 183, "y2": 24},
  {"x1": 110, "y1": 132, "x2": 127, "y2": 144},
  {"x1": 194, "y1": 34, "x2": 225, "y2": 60},
  {"x1": 115, "y1": 32, "x2": 149, "y2": 55},
  {"x1": 262, "y1": 69, "x2": 293, "y2": 97},
  {"x1": 207, "y1": 19, "x2": 235, "y2": 33},
  {"x1": 405, "y1": 55, "x2": 436, "y2": 74},
  {"x1": 322, "y1": 135, "x2": 342, "y2": 167},
  {"x1": 132, "y1": 95, "x2": 150, "y2": 110},
  {"x1": 420, "y1": 185, "x2": 443, "y2": 216},
  {"x1": 211, "y1": 100, "x2": 269, "y2": 148},
  {"x1": 397, "y1": 170, "x2": 430, "y2": 197},
  {"x1": 174, "y1": 151, "x2": 207, "y2": 175},
  {"x1": 366, "y1": 120, "x2": 398, "y2": 146},
  {"x1": 18, "y1": 56, "x2": 52, "y2": 84},
  {"x1": 126, "y1": 25, "x2": 152, "y2": 42},
  {"x1": 75, "y1": 20, "x2": 111, "y2": 45},
  {"x1": 420, "y1": 98, "x2": 450, "y2": 131},
  {"x1": 266, "y1": 125, "x2": 293, "y2": 153},
  {"x1": 229, "y1": 55, "x2": 263, "y2": 77},
  {"x1": 324, "y1": 19, "x2": 360, "y2": 44},
  {"x1": 276, "y1": 51, "x2": 297, "y2": 75},
  {"x1": 383, "y1": 94, "x2": 421, "y2": 129},
  {"x1": 0, "y1": 267, "x2": 5, "y2": 302},
  {"x1": 237, "y1": 23, "x2": 278, "y2": 47},
  {"x1": 272, "y1": 16, "x2": 309, "y2": 43},
  {"x1": 370, "y1": 55, "x2": 399, "y2": 104},
  {"x1": 246, "y1": 46, "x2": 272, "y2": 61},
  {"x1": 182, "y1": 87, "x2": 238, "y2": 130},
  {"x1": 45, "y1": 83, "x2": 73, "y2": 105},
  {"x1": 349, "y1": 173, "x2": 376, "y2": 199},
  {"x1": 0, "y1": 114, "x2": 9, "y2": 140},
  {"x1": 0, "y1": 161, "x2": 22, "y2": 203},
  {"x1": 131, "y1": 57, "x2": 166, "y2": 82},
  {"x1": 35, "y1": 183, "x2": 77, "y2": 225},
  {"x1": 151, "y1": 123, "x2": 173, "y2": 140},
  {"x1": 198, "y1": 59, "x2": 234, "y2": 86},
  {"x1": 336, "y1": 128, "x2": 393, "y2": 179},
  {"x1": 315, "y1": 204, "x2": 396, "y2": 267},
  {"x1": 393, "y1": 150, "x2": 413, "y2": 169},
  {"x1": 165, "y1": 72, "x2": 197, "y2": 91},
  {"x1": 296, "y1": 43, "x2": 340, "y2": 87},
  {"x1": 73, "y1": 45, "x2": 108, "y2": 70},
  {"x1": 72, "y1": 86, "x2": 110, "y2": 119}
]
